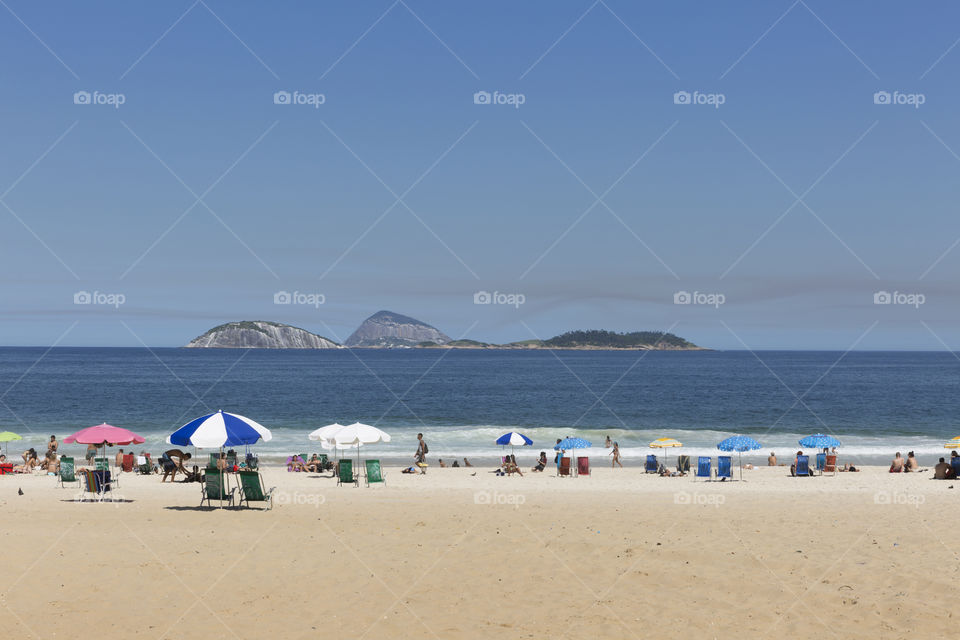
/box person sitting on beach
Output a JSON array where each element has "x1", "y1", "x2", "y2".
[
  {"x1": 463, "y1": 458, "x2": 472, "y2": 467},
  {"x1": 47, "y1": 435, "x2": 58, "y2": 455},
  {"x1": 14, "y1": 452, "x2": 39, "y2": 473},
  {"x1": 452, "y1": 460, "x2": 460, "y2": 467},
  {"x1": 839, "y1": 463, "x2": 859, "y2": 472},
  {"x1": 790, "y1": 451, "x2": 803, "y2": 476},
  {"x1": 890, "y1": 452, "x2": 905, "y2": 473},
  {"x1": 532, "y1": 452, "x2": 547, "y2": 472},
  {"x1": 934, "y1": 457, "x2": 952, "y2": 480},
  {"x1": 502, "y1": 454, "x2": 523, "y2": 476},
  {"x1": 22, "y1": 448, "x2": 37, "y2": 465},
  {"x1": 768, "y1": 452, "x2": 777, "y2": 466},
  {"x1": 40, "y1": 451, "x2": 58, "y2": 475},
  {"x1": 287, "y1": 455, "x2": 308, "y2": 472},
  {"x1": 905, "y1": 451, "x2": 920, "y2": 472},
  {"x1": 438, "y1": 459, "x2": 446, "y2": 468}
]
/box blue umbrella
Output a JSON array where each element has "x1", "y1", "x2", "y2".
[
  {"x1": 554, "y1": 438, "x2": 592, "y2": 477},
  {"x1": 717, "y1": 435, "x2": 762, "y2": 480},
  {"x1": 496, "y1": 432, "x2": 533, "y2": 446},
  {"x1": 168, "y1": 410, "x2": 272, "y2": 448},
  {"x1": 798, "y1": 433, "x2": 841, "y2": 449}
]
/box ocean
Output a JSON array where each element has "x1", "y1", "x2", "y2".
[{"x1": 1, "y1": 347, "x2": 957, "y2": 465}]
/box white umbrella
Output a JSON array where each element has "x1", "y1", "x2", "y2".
[
  {"x1": 308, "y1": 423, "x2": 346, "y2": 442},
  {"x1": 329, "y1": 422, "x2": 391, "y2": 471}
]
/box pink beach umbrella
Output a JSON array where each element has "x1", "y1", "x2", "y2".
[{"x1": 64, "y1": 423, "x2": 145, "y2": 447}]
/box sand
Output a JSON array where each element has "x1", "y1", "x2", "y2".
[{"x1": 1, "y1": 463, "x2": 957, "y2": 639}]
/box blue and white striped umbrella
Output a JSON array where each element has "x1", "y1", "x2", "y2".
[
  {"x1": 496, "y1": 432, "x2": 532, "y2": 446},
  {"x1": 168, "y1": 410, "x2": 272, "y2": 448},
  {"x1": 798, "y1": 433, "x2": 841, "y2": 449},
  {"x1": 716, "y1": 435, "x2": 762, "y2": 452}
]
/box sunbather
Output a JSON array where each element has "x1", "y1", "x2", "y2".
[
  {"x1": 790, "y1": 451, "x2": 804, "y2": 476},
  {"x1": 905, "y1": 451, "x2": 920, "y2": 472},
  {"x1": 532, "y1": 451, "x2": 547, "y2": 472},
  {"x1": 452, "y1": 460, "x2": 460, "y2": 467},
  {"x1": 890, "y1": 452, "x2": 905, "y2": 473},
  {"x1": 40, "y1": 451, "x2": 59, "y2": 475},
  {"x1": 438, "y1": 459, "x2": 446, "y2": 468},
  {"x1": 463, "y1": 458, "x2": 472, "y2": 467},
  {"x1": 934, "y1": 457, "x2": 953, "y2": 480},
  {"x1": 287, "y1": 455, "x2": 308, "y2": 472},
  {"x1": 502, "y1": 454, "x2": 523, "y2": 476},
  {"x1": 768, "y1": 452, "x2": 777, "y2": 466}
]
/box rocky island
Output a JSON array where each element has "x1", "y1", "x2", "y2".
[
  {"x1": 185, "y1": 321, "x2": 339, "y2": 349},
  {"x1": 345, "y1": 310, "x2": 451, "y2": 348}
]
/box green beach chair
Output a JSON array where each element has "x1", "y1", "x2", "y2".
[
  {"x1": 364, "y1": 459, "x2": 386, "y2": 487},
  {"x1": 319, "y1": 453, "x2": 329, "y2": 470},
  {"x1": 208, "y1": 453, "x2": 220, "y2": 469},
  {"x1": 337, "y1": 458, "x2": 358, "y2": 487},
  {"x1": 95, "y1": 457, "x2": 109, "y2": 471},
  {"x1": 201, "y1": 469, "x2": 235, "y2": 507},
  {"x1": 57, "y1": 456, "x2": 79, "y2": 488},
  {"x1": 237, "y1": 471, "x2": 275, "y2": 510}
]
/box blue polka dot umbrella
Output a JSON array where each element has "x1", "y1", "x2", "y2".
[{"x1": 716, "y1": 435, "x2": 762, "y2": 480}]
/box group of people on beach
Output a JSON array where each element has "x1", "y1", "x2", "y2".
[{"x1": 8, "y1": 436, "x2": 61, "y2": 474}]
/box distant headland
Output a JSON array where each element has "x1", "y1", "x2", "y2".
[{"x1": 184, "y1": 311, "x2": 706, "y2": 351}]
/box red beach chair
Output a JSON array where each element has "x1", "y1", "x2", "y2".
[
  {"x1": 121, "y1": 453, "x2": 135, "y2": 473},
  {"x1": 577, "y1": 457, "x2": 590, "y2": 477},
  {"x1": 558, "y1": 457, "x2": 571, "y2": 477}
]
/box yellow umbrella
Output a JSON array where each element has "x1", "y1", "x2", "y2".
[
  {"x1": 943, "y1": 436, "x2": 960, "y2": 449},
  {"x1": 649, "y1": 438, "x2": 683, "y2": 471}
]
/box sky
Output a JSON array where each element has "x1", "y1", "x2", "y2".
[{"x1": 1, "y1": 0, "x2": 960, "y2": 350}]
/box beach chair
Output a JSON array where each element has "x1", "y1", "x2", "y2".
[
  {"x1": 319, "y1": 453, "x2": 329, "y2": 470},
  {"x1": 577, "y1": 456, "x2": 590, "y2": 477},
  {"x1": 121, "y1": 453, "x2": 135, "y2": 473},
  {"x1": 952, "y1": 457, "x2": 960, "y2": 478},
  {"x1": 80, "y1": 469, "x2": 112, "y2": 501},
  {"x1": 237, "y1": 471, "x2": 275, "y2": 510},
  {"x1": 824, "y1": 454, "x2": 837, "y2": 476},
  {"x1": 717, "y1": 456, "x2": 733, "y2": 481},
  {"x1": 365, "y1": 459, "x2": 386, "y2": 487},
  {"x1": 677, "y1": 455, "x2": 691, "y2": 474},
  {"x1": 816, "y1": 453, "x2": 826, "y2": 474},
  {"x1": 245, "y1": 453, "x2": 259, "y2": 470},
  {"x1": 795, "y1": 455, "x2": 811, "y2": 477},
  {"x1": 645, "y1": 455, "x2": 658, "y2": 473},
  {"x1": 558, "y1": 457, "x2": 571, "y2": 477},
  {"x1": 208, "y1": 453, "x2": 220, "y2": 469},
  {"x1": 337, "y1": 459, "x2": 358, "y2": 487},
  {"x1": 95, "y1": 457, "x2": 109, "y2": 471},
  {"x1": 136, "y1": 455, "x2": 151, "y2": 474},
  {"x1": 226, "y1": 451, "x2": 238, "y2": 468},
  {"x1": 57, "y1": 456, "x2": 79, "y2": 488},
  {"x1": 201, "y1": 470, "x2": 235, "y2": 507},
  {"x1": 695, "y1": 456, "x2": 712, "y2": 481}
]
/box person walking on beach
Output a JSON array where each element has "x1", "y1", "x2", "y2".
[
  {"x1": 610, "y1": 442, "x2": 622, "y2": 468},
  {"x1": 416, "y1": 433, "x2": 427, "y2": 474}
]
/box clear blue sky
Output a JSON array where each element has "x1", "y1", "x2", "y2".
[{"x1": 1, "y1": 0, "x2": 959, "y2": 349}]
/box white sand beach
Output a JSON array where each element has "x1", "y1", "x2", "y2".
[{"x1": 1, "y1": 463, "x2": 957, "y2": 639}]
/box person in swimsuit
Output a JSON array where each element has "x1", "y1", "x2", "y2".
[{"x1": 610, "y1": 442, "x2": 622, "y2": 468}]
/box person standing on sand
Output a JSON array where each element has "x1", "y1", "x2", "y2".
[
  {"x1": 610, "y1": 442, "x2": 622, "y2": 468},
  {"x1": 416, "y1": 433, "x2": 427, "y2": 474},
  {"x1": 48, "y1": 435, "x2": 58, "y2": 454}
]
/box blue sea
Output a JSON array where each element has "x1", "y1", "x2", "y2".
[{"x1": 1, "y1": 348, "x2": 957, "y2": 465}]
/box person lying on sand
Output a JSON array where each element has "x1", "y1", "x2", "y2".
[
  {"x1": 401, "y1": 466, "x2": 418, "y2": 474},
  {"x1": 890, "y1": 452, "x2": 905, "y2": 473},
  {"x1": 839, "y1": 464, "x2": 859, "y2": 472}
]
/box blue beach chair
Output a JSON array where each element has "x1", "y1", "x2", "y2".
[
  {"x1": 951, "y1": 457, "x2": 960, "y2": 478},
  {"x1": 816, "y1": 453, "x2": 826, "y2": 474},
  {"x1": 645, "y1": 455, "x2": 658, "y2": 473},
  {"x1": 696, "y1": 456, "x2": 712, "y2": 481},
  {"x1": 717, "y1": 456, "x2": 733, "y2": 480},
  {"x1": 795, "y1": 455, "x2": 811, "y2": 476}
]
